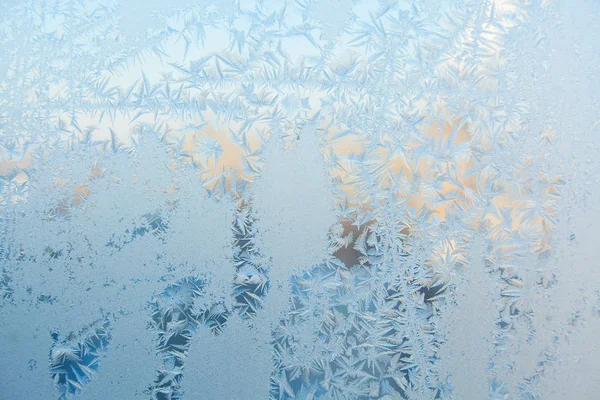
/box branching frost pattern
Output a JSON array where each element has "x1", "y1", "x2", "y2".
[{"x1": 0, "y1": 0, "x2": 599, "y2": 399}]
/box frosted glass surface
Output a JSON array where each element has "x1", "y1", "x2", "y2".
[{"x1": 1, "y1": 1, "x2": 599, "y2": 399}]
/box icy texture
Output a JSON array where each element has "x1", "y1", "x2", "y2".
[{"x1": 0, "y1": 0, "x2": 599, "y2": 399}]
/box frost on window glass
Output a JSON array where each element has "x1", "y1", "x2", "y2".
[{"x1": 0, "y1": 0, "x2": 599, "y2": 399}]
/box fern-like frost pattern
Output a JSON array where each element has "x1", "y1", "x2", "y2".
[{"x1": 0, "y1": 0, "x2": 599, "y2": 399}]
